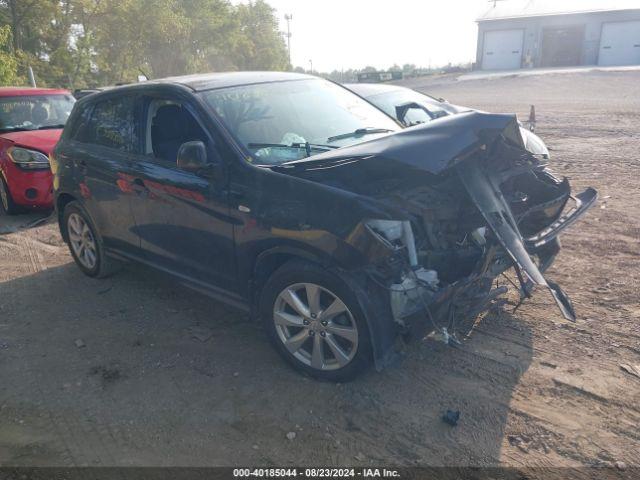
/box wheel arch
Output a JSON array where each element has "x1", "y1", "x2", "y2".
[
  {"x1": 56, "y1": 193, "x2": 78, "y2": 242},
  {"x1": 251, "y1": 244, "x2": 337, "y2": 309}
]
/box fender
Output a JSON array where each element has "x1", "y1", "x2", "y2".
[{"x1": 253, "y1": 244, "x2": 398, "y2": 370}]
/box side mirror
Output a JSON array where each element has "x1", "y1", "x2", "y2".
[{"x1": 177, "y1": 141, "x2": 208, "y2": 173}]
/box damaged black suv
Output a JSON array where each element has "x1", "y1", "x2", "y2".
[{"x1": 52, "y1": 72, "x2": 596, "y2": 381}]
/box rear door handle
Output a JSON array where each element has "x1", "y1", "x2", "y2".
[
  {"x1": 131, "y1": 178, "x2": 149, "y2": 197},
  {"x1": 77, "y1": 159, "x2": 88, "y2": 174}
]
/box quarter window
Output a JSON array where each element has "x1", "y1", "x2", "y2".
[{"x1": 72, "y1": 97, "x2": 140, "y2": 152}]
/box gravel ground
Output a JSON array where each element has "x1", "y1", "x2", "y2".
[{"x1": 0, "y1": 70, "x2": 638, "y2": 472}]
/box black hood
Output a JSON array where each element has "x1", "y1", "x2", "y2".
[{"x1": 276, "y1": 111, "x2": 525, "y2": 177}]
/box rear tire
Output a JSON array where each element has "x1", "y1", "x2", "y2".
[
  {"x1": 63, "y1": 201, "x2": 121, "y2": 278},
  {"x1": 0, "y1": 176, "x2": 19, "y2": 215},
  {"x1": 260, "y1": 260, "x2": 372, "y2": 382}
]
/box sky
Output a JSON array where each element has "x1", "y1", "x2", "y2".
[
  {"x1": 243, "y1": 0, "x2": 634, "y2": 73},
  {"x1": 259, "y1": 0, "x2": 487, "y2": 72}
]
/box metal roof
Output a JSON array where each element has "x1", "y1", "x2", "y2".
[
  {"x1": 71, "y1": 72, "x2": 318, "y2": 103},
  {"x1": 154, "y1": 71, "x2": 314, "y2": 91},
  {"x1": 478, "y1": 0, "x2": 640, "y2": 21}
]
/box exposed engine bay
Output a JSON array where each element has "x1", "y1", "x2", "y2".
[{"x1": 363, "y1": 138, "x2": 597, "y2": 341}]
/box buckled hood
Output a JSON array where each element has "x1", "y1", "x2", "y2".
[{"x1": 277, "y1": 111, "x2": 525, "y2": 176}]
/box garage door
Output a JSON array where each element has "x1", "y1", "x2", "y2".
[
  {"x1": 598, "y1": 21, "x2": 640, "y2": 66},
  {"x1": 482, "y1": 29, "x2": 524, "y2": 70}
]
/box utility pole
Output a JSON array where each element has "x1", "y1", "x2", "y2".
[
  {"x1": 284, "y1": 14, "x2": 293, "y2": 68},
  {"x1": 28, "y1": 66, "x2": 36, "y2": 88},
  {"x1": 309, "y1": 59, "x2": 313, "y2": 74}
]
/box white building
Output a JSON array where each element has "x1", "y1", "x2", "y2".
[{"x1": 476, "y1": 0, "x2": 640, "y2": 70}]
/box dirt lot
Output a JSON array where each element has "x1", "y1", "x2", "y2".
[{"x1": 0, "y1": 71, "x2": 638, "y2": 471}]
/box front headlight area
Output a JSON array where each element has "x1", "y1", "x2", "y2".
[
  {"x1": 7, "y1": 146, "x2": 51, "y2": 170},
  {"x1": 520, "y1": 127, "x2": 550, "y2": 159},
  {"x1": 364, "y1": 219, "x2": 440, "y2": 326}
]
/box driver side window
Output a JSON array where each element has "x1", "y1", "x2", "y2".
[{"x1": 144, "y1": 98, "x2": 209, "y2": 164}]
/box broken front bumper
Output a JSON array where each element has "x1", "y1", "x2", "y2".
[
  {"x1": 525, "y1": 187, "x2": 597, "y2": 251},
  {"x1": 458, "y1": 162, "x2": 597, "y2": 321}
]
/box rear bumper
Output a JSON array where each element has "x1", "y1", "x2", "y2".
[{"x1": 1, "y1": 159, "x2": 53, "y2": 208}]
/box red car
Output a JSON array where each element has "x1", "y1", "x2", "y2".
[{"x1": 0, "y1": 87, "x2": 75, "y2": 214}]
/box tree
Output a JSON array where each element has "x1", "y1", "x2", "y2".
[
  {"x1": 0, "y1": 25, "x2": 18, "y2": 85},
  {"x1": 0, "y1": 0, "x2": 289, "y2": 88},
  {"x1": 232, "y1": 0, "x2": 287, "y2": 71}
]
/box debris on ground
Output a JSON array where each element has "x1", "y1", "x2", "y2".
[
  {"x1": 74, "y1": 339, "x2": 86, "y2": 348},
  {"x1": 286, "y1": 431, "x2": 296, "y2": 441},
  {"x1": 506, "y1": 435, "x2": 529, "y2": 453},
  {"x1": 354, "y1": 452, "x2": 366, "y2": 462},
  {"x1": 508, "y1": 435, "x2": 522, "y2": 446},
  {"x1": 441, "y1": 410, "x2": 460, "y2": 426},
  {"x1": 619, "y1": 364, "x2": 640, "y2": 379},
  {"x1": 23, "y1": 214, "x2": 52, "y2": 229},
  {"x1": 187, "y1": 326, "x2": 213, "y2": 342},
  {"x1": 615, "y1": 461, "x2": 627, "y2": 471}
]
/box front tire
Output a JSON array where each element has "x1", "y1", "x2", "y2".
[
  {"x1": 260, "y1": 260, "x2": 372, "y2": 381},
  {"x1": 0, "y1": 176, "x2": 19, "y2": 215},
  {"x1": 63, "y1": 201, "x2": 120, "y2": 278}
]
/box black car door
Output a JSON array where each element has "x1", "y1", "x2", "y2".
[
  {"x1": 125, "y1": 91, "x2": 238, "y2": 293},
  {"x1": 60, "y1": 94, "x2": 143, "y2": 256}
]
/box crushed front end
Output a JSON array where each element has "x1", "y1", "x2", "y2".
[
  {"x1": 275, "y1": 111, "x2": 597, "y2": 361},
  {"x1": 362, "y1": 119, "x2": 597, "y2": 343}
]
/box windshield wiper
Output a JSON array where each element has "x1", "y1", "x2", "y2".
[
  {"x1": 247, "y1": 142, "x2": 338, "y2": 158},
  {"x1": 327, "y1": 127, "x2": 394, "y2": 143}
]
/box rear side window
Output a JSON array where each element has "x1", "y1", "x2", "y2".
[{"x1": 71, "y1": 96, "x2": 140, "y2": 152}]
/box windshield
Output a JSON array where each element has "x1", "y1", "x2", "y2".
[
  {"x1": 367, "y1": 89, "x2": 452, "y2": 125},
  {"x1": 200, "y1": 79, "x2": 401, "y2": 165},
  {"x1": 0, "y1": 94, "x2": 76, "y2": 133}
]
